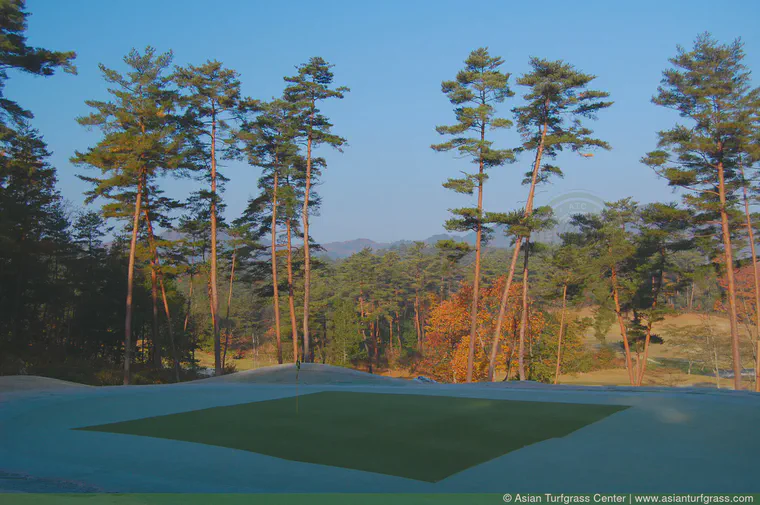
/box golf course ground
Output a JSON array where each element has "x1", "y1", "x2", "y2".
[{"x1": 1, "y1": 364, "x2": 759, "y2": 496}]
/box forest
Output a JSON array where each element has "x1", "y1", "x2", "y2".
[{"x1": 1, "y1": 0, "x2": 759, "y2": 391}]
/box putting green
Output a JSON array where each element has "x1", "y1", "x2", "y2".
[{"x1": 78, "y1": 392, "x2": 627, "y2": 482}]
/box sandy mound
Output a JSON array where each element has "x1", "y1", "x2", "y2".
[
  {"x1": 0, "y1": 375, "x2": 92, "y2": 393},
  {"x1": 195, "y1": 363, "x2": 412, "y2": 386}
]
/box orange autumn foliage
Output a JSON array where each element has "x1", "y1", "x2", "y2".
[
  {"x1": 451, "y1": 335, "x2": 490, "y2": 382},
  {"x1": 421, "y1": 276, "x2": 546, "y2": 382}
]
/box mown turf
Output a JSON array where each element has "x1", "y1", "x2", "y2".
[{"x1": 78, "y1": 391, "x2": 627, "y2": 482}]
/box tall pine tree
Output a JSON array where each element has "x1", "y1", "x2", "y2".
[
  {"x1": 432, "y1": 47, "x2": 514, "y2": 382},
  {"x1": 488, "y1": 57, "x2": 611, "y2": 381},
  {"x1": 73, "y1": 47, "x2": 182, "y2": 384},
  {"x1": 643, "y1": 33, "x2": 760, "y2": 389},
  {"x1": 175, "y1": 60, "x2": 242, "y2": 375},
  {"x1": 237, "y1": 98, "x2": 298, "y2": 363},
  {"x1": 283, "y1": 57, "x2": 348, "y2": 362}
]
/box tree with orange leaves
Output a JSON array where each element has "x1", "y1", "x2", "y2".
[{"x1": 421, "y1": 276, "x2": 546, "y2": 382}]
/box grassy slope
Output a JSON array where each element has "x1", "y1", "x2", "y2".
[
  {"x1": 570, "y1": 309, "x2": 742, "y2": 357},
  {"x1": 559, "y1": 310, "x2": 756, "y2": 389}
]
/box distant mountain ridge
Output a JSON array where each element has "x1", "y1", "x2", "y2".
[
  {"x1": 318, "y1": 238, "x2": 390, "y2": 259},
  {"x1": 319, "y1": 228, "x2": 520, "y2": 259},
  {"x1": 161, "y1": 223, "x2": 570, "y2": 260},
  {"x1": 318, "y1": 220, "x2": 581, "y2": 259}
]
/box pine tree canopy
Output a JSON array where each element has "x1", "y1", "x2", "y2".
[
  {"x1": 72, "y1": 47, "x2": 183, "y2": 221},
  {"x1": 283, "y1": 57, "x2": 348, "y2": 150},
  {"x1": 434, "y1": 47, "x2": 515, "y2": 241},
  {"x1": 513, "y1": 57, "x2": 613, "y2": 174},
  {"x1": 643, "y1": 33, "x2": 760, "y2": 199},
  {"x1": 0, "y1": 0, "x2": 75, "y2": 127},
  {"x1": 432, "y1": 47, "x2": 514, "y2": 168}
]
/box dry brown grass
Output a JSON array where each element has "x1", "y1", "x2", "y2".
[
  {"x1": 570, "y1": 309, "x2": 748, "y2": 358},
  {"x1": 377, "y1": 368, "x2": 417, "y2": 380},
  {"x1": 195, "y1": 350, "x2": 279, "y2": 372},
  {"x1": 557, "y1": 367, "x2": 729, "y2": 389}
]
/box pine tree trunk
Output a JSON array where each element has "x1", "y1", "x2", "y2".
[
  {"x1": 516, "y1": 116, "x2": 550, "y2": 381},
  {"x1": 210, "y1": 113, "x2": 222, "y2": 376},
  {"x1": 487, "y1": 238, "x2": 522, "y2": 381},
  {"x1": 689, "y1": 282, "x2": 696, "y2": 311},
  {"x1": 376, "y1": 316, "x2": 381, "y2": 367},
  {"x1": 183, "y1": 267, "x2": 193, "y2": 335},
  {"x1": 157, "y1": 275, "x2": 179, "y2": 381},
  {"x1": 146, "y1": 190, "x2": 160, "y2": 369},
  {"x1": 611, "y1": 263, "x2": 635, "y2": 385},
  {"x1": 271, "y1": 171, "x2": 283, "y2": 364},
  {"x1": 419, "y1": 302, "x2": 426, "y2": 347},
  {"x1": 372, "y1": 317, "x2": 379, "y2": 368},
  {"x1": 463, "y1": 122, "x2": 488, "y2": 382},
  {"x1": 527, "y1": 306, "x2": 534, "y2": 379},
  {"x1": 718, "y1": 160, "x2": 742, "y2": 390},
  {"x1": 637, "y1": 271, "x2": 662, "y2": 386},
  {"x1": 359, "y1": 293, "x2": 372, "y2": 373},
  {"x1": 141, "y1": 322, "x2": 146, "y2": 362},
  {"x1": 506, "y1": 323, "x2": 518, "y2": 381},
  {"x1": 301, "y1": 114, "x2": 314, "y2": 362},
  {"x1": 739, "y1": 160, "x2": 759, "y2": 392},
  {"x1": 286, "y1": 219, "x2": 299, "y2": 363},
  {"x1": 143, "y1": 210, "x2": 180, "y2": 382},
  {"x1": 123, "y1": 172, "x2": 145, "y2": 385},
  {"x1": 489, "y1": 111, "x2": 549, "y2": 381},
  {"x1": 517, "y1": 239, "x2": 531, "y2": 380},
  {"x1": 151, "y1": 255, "x2": 161, "y2": 368},
  {"x1": 638, "y1": 327, "x2": 652, "y2": 387},
  {"x1": 158, "y1": 278, "x2": 180, "y2": 382},
  {"x1": 320, "y1": 323, "x2": 327, "y2": 359},
  {"x1": 554, "y1": 283, "x2": 568, "y2": 385},
  {"x1": 206, "y1": 277, "x2": 215, "y2": 346},
  {"x1": 389, "y1": 316, "x2": 393, "y2": 352},
  {"x1": 395, "y1": 310, "x2": 402, "y2": 349},
  {"x1": 222, "y1": 245, "x2": 236, "y2": 367},
  {"x1": 465, "y1": 124, "x2": 486, "y2": 383},
  {"x1": 414, "y1": 293, "x2": 422, "y2": 351}
]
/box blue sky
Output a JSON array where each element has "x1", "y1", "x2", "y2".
[{"x1": 11, "y1": 0, "x2": 760, "y2": 243}]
